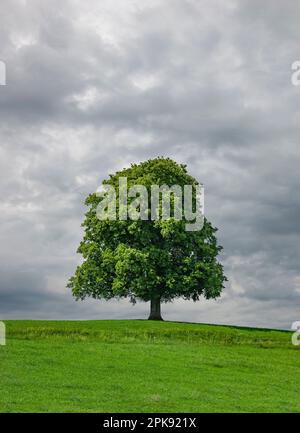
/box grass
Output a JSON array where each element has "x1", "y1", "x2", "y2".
[{"x1": 0, "y1": 320, "x2": 299, "y2": 412}]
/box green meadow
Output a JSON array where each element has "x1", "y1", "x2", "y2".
[{"x1": 0, "y1": 320, "x2": 299, "y2": 412}]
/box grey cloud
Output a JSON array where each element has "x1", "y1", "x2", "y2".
[{"x1": 0, "y1": 0, "x2": 299, "y2": 329}]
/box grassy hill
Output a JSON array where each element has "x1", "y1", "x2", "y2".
[{"x1": 0, "y1": 320, "x2": 299, "y2": 412}]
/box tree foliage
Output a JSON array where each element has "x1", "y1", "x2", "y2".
[{"x1": 68, "y1": 157, "x2": 226, "y2": 319}]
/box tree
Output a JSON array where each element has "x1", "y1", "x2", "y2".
[{"x1": 68, "y1": 157, "x2": 226, "y2": 320}]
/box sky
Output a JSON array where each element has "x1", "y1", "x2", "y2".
[{"x1": 0, "y1": 0, "x2": 299, "y2": 329}]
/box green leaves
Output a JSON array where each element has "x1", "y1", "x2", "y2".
[{"x1": 68, "y1": 157, "x2": 226, "y2": 309}]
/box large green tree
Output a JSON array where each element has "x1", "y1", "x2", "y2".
[{"x1": 68, "y1": 157, "x2": 226, "y2": 320}]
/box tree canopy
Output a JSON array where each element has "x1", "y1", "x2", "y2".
[{"x1": 68, "y1": 157, "x2": 226, "y2": 320}]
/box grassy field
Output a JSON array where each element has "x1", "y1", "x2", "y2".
[{"x1": 0, "y1": 320, "x2": 299, "y2": 413}]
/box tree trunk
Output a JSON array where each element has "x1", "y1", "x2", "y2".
[{"x1": 148, "y1": 297, "x2": 163, "y2": 320}]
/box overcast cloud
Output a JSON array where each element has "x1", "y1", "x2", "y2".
[{"x1": 0, "y1": 0, "x2": 299, "y2": 329}]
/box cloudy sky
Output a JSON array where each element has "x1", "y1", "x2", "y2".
[{"x1": 0, "y1": 0, "x2": 299, "y2": 329}]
